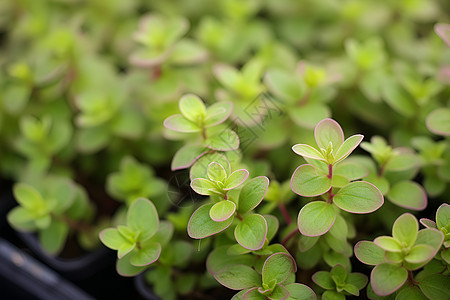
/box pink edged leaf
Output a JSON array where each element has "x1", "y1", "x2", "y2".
[
  {"x1": 129, "y1": 242, "x2": 161, "y2": 266},
  {"x1": 333, "y1": 181, "x2": 384, "y2": 214},
  {"x1": 205, "y1": 129, "x2": 240, "y2": 151},
  {"x1": 242, "y1": 287, "x2": 266, "y2": 300},
  {"x1": 224, "y1": 169, "x2": 249, "y2": 190},
  {"x1": 434, "y1": 23, "x2": 450, "y2": 47},
  {"x1": 393, "y1": 213, "x2": 418, "y2": 248},
  {"x1": 404, "y1": 245, "x2": 435, "y2": 264},
  {"x1": 333, "y1": 134, "x2": 364, "y2": 164},
  {"x1": 426, "y1": 108, "x2": 450, "y2": 136},
  {"x1": 116, "y1": 252, "x2": 147, "y2": 277},
  {"x1": 387, "y1": 181, "x2": 427, "y2": 211},
  {"x1": 262, "y1": 252, "x2": 297, "y2": 285},
  {"x1": 292, "y1": 144, "x2": 326, "y2": 161},
  {"x1": 373, "y1": 236, "x2": 402, "y2": 252},
  {"x1": 204, "y1": 101, "x2": 233, "y2": 127},
  {"x1": 290, "y1": 164, "x2": 331, "y2": 197},
  {"x1": 238, "y1": 176, "x2": 269, "y2": 214},
  {"x1": 354, "y1": 241, "x2": 385, "y2": 265},
  {"x1": 436, "y1": 203, "x2": 450, "y2": 229},
  {"x1": 171, "y1": 144, "x2": 207, "y2": 170},
  {"x1": 419, "y1": 218, "x2": 437, "y2": 229},
  {"x1": 298, "y1": 201, "x2": 336, "y2": 237},
  {"x1": 207, "y1": 162, "x2": 228, "y2": 182},
  {"x1": 314, "y1": 118, "x2": 344, "y2": 149},
  {"x1": 285, "y1": 283, "x2": 317, "y2": 300},
  {"x1": 214, "y1": 265, "x2": 261, "y2": 290},
  {"x1": 187, "y1": 203, "x2": 233, "y2": 239},
  {"x1": 210, "y1": 200, "x2": 236, "y2": 222},
  {"x1": 371, "y1": 263, "x2": 408, "y2": 297},
  {"x1": 163, "y1": 114, "x2": 200, "y2": 132},
  {"x1": 190, "y1": 178, "x2": 216, "y2": 195},
  {"x1": 234, "y1": 213, "x2": 267, "y2": 251}
]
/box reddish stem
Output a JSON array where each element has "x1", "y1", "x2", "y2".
[
  {"x1": 278, "y1": 202, "x2": 292, "y2": 224},
  {"x1": 326, "y1": 164, "x2": 334, "y2": 204},
  {"x1": 281, "y1": 227, "x2": 299, "y2": 246}
]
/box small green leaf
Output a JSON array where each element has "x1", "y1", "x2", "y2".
[
  {"x1": 288, "y1": 103, "x2": 331, "y2": 129},
  {"x1": 39, "y1": 219, "x2": 69, "y2": 255},
  {"x1": 393, "y1": 213, "x2": 418, "y2": 248},
  {"x1": 396, "y1": 285, "x2": 428, "y2": 300},
  {"x1": 292, "y1": 144, "x2": 326, "y2": 162},
  {"x1": 298, "y1": 235, "x2": 319, "y2": 252},
  {"x1": 312, "y1": 271, "x2": 334, "y2": 289},
  {"x1": 333, "y1": 162, "x2": 368, "y2": 181},
  {"x1": 238, "y1": 176, "x2": 269, "y2": 214},
  {"x1": 127, "y1": 198, "x2": 159, "y2": 241},
  {"x1": 266, "y1": 284, "x2": 290, "y2": 300},
  {"x1": 314, "y1": 118, "x2": 344, "y2": 150},
  {"x1": 207, "y1": 246, "x2": 257, "y2": 275},
  {"x1": 333, "y1": 181, "x2": 384, "y2": 213},
  {"x1": 171, "y1": 144, "x2": 206, "y2": 171},
  {"x1": 371, "y1": 263, "x2": 408, "y2": 296},
  {"x1": 322, "y1": 290, "x2": 345, "y2": 300},
  {"x1": 404, "y1": 245, "x2": 435, "y2": 264},
  {"x1": 130, "y1": 242, "x2": 161, "y2": 266},
  {"x1": 346, "y1": 273, "x2": 368, "y2": 291},
  {"x1": 205, "y1": 129, "x2": 239, "y2": 151},
  {"x1": 426, "y1": 108, "x2": 450, "y2": 136},
  {"x1": 330, "y1": 264, "x2": 347, "y2": 284},
  {"x1": 333, "y1": 134, "x2": 364, "y2": 164},
  {"x1": 354, "y1": 241, "x2": 385, "y2": 265},
  {"x1": 262, "y1": 252, "x2": 296, "y2": 285},
  {"x1": 419, "y1": 218, "x2": 437, "y2": 229},
  {"x1": 284, "y1": 283, "x2": 316, "y2": 300},
  {"x1": 387, "y1": 181, "x2": 427, "y2": 211},
  {"x1": 373, "y1": 236, "x2": 402, "y2": 252},
  {"x1": 163, "y1": 114, "x2": 200, "y2": 132},
  {"x1": 7, "y1": 207, "x2": 36, "y2": 231},
  {"x1": 343, "y1": 283, "x2": 359, "y2": 296},
  {"x1": 204, "y1": 102, "x2": 233, "y2": 127},
  {"x1": 116, "y1": 252, "x2": 147, "y2": 277},
  {"x1": 210, "y1": 200, "x2": 236, "y2": 222},
  {"x1": 436, "y1": 203, "x2": 450, "y2": 230},
  {"x1": 418, "y1": 274, "x2": 450, "y2": 300},
  {"x1": 100, "y1": 228, "x2": 128, "y2": 250},
  {"x1": 214, "y1": 265, "x2": 261, "y2": 290},
  {"x1": 191, "y1": 178, "x2": 217, "y2": 195},
  {"x1": 188, "y1": 203, "x2": 233, "y2": 238},
  {"x1": 13, "y1": 183, "x2": 44, "y2": 211},
  {"x1": 118, "y1": 242, "x2": 135, "y2": 258},
  {"x1": 264, "y1": 215, "x2": 279, "y2": 242},
  {"x1": 234, "y1": 214, "x2": 267, "y2": 250},
  {"x1": 190, "y1": 153, "x2": 231, "y2": 180},
  {"x1": 298, "y1": 201, "x2": 336, "y2": 237},
  {"x1": 224, "y1": 169, "x2": 249, "y2": 190},
  {"x1": 179, "y1": 94, "x2": 206, "y2": 123},
  {"x1": 208, "y1": 162, "x2": 228, "y2": 182},
  {"x1": 290, "y1": 164, "x2": 331, "y2": 197},
  {"x1": 242, "y1": 287, "x2": 267, "y2": 299}
]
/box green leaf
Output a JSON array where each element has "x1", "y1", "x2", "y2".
[
  {"x1": 130, "y1": 242, "x2": 161, "y2": 266},
  {"x1": 208, "y1": 162, "x2": 228, "y2": 182},
  {"x1": 171, "y1": 144, "x2": 206, "y2": 171},
  {"x1": 426, "y1": 108, "x2": 450, "y2": 136},
  {"x1": 238, "y1": 176, "x2": 270, "y2": 214},
  {"x1": 347, "y1": 273, "x2": 368, "y2": 291},
  {"x1": 264, "y1": 215, "x2": 279, "y2": 242},
  {"x1": 382, "y1": 80, "x2": 416, "y2": 117},
  {"x1": 179, "y1": 94, "x2": 206, "y2": 123},
  {"x1": 163, "y1": 114, "x2": 200, "y2": 132},
  {"x1": 224, "y1": 169, "x2": 249, "y2": 190},
  {"x1": 330, "y1": 264, "x2": 347, "y2": 284},
  {"x1": 292, "y1": 144, "x2": 326, "y2": 162},
  {"x1": 322, "y1": 290, "x2": 345, "y2": 300},
  {"x1": 297, "y1": 201, "x2": 336, "y2": 236},
  {"x1": 265, "y1": 69, "x2": 304, "y2": 103},
  {"x1": 414, "y1": 228, "x2": 444, "y2": 254},
  {"x1": 7, "y1": 207, "x2": 36, "y2": 231},
  {"x1": 384, "y1": 153, "x2": 420, "y2": 172},
  {"x1": 418, "y1": 274, "x2": 450, "y2": 300},
  {"x1": 39, "y1": 219, "x2": 69, "y2": 255},
  {"x1": 354, "y1": 241, "x2": 385, "y2": 265},
  {"x1": 334, "y1": 134, "x2": 364, "y2": 164},
  {"x1": 312, "y1": 271, "x2": 334, "y2": 289},
  {"x1": 13, "y1": 183, "x2": 45, "y2": 211},
  {"x1": 242, "y1": 287, "x2": 267, "y2": 299},
  {"x1": 333, "y1": 181, "x2": 384, "y2": 213},
  {"x1": 404, "y1": 245, "x2": 435, "y2": 264},
  {"x1": 118, "y1": 242, "x2": 136, "y2": 258},
  {"x1": 288, "y1": 103, "x2": 331, "y2": 129},
  {"x1": 204, "y1": 102, "x2": 233, "y2": 127},
  {"x1": 234, "y1": 213, "x2": 267, "y2": 250},
  {"x1": 116, "y1": 252, "x2": 147, "y2": 277},
  {"x1": 35, "y1": 215, "x2": 51, "y2": 229},
  {"x1": 396, "y1": 286, "x2": 428, "y2": 300},
  {"x1": 100, "y1": 228, "x2": 128, "y2": 250},
  {"x1": 370, "y1": 263, "x2": 408, "y2": 296},
  {"x1": 387, "y1": 181, "x2": 427, "y2": 211},
  {"x1": 298, "y1": 235, "x2": 319, "y2": 252},
  {"x1": 314, "y1": 118, "x2": 344, "y2": 150},
  {"x1": 188, "y1": 203, "x2": 233, "y2": 239},
  {"x1": 393, "y1": 213, "x2": 418, "y2": 248},
  {"x1": 284, "y1": 283, "x2": 316, "y2": 300},
  {"x1": 210, "y1": 200, "x2": 236, "y2": 222},
  {"x1": 373, "y1": 236, "x2": 402, "y2": 252},
  {"x1": 436, "y1": 203, "x2": 450, "y2": 230},
  {"x1": 334, "y1": 162, "x2": 368, "y2": 181},
  {"x1": 290, "y1": 164, "x2": 331, "y2": 197},
  {"x1": 191, "y1": 178, "x2": 217, "y2": 195},
  {"x1": 262, "y1": 253, "x2": 296, "y2": 285},
  {"x1": 266, "y1": 284, "x2": 290, "y2": 300},
  {"x1": 190, "y1": 153, "x2": 231, "y2": 180},
  {"x1": 207, "y1": 246, "x2": 257, "y2": 275},
  {"x1": 127, "y1": 198, "x2": 159, "y2": 241},
  {"x1": 205, "y1": 129, "x2": 239, "y2": 151},
  {"x1": 214, "y1": 264, "x2": 261, "y2": 290},
  {"x1": 214, "y1": 64, "x2": 241, "y2": 91},
  {"x1": 343, "y1": 283, "x2": 359, "y2": 296}
]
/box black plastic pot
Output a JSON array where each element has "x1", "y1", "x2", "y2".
[
  {"x1": 0, "y1": 238, "x2": 95, "y2": 300},
  {"x1": 16, "y1": 231, "x2": 114, "y2": 281},
  {"x1": 134, "y1": 272, "x2": 160, "y2": 300}
]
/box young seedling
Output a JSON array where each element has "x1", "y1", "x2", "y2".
[
  {"x1": 100, "y1": 198, "x2": 166, "y2": 276},
  {"x1": 360, "y1": 136, "x2": 427, "y2": 210},
  {"x1": 214, "y1": 252, "x2": 316, "y2": 300},
  {"x1": 354, "y1": 213, "x2": 444, "y2": 297},
  {"x1": 163, "y1": 94, "x2": 235, "y2": 170},
  {"x1": 291, "y1": 118, "x2": 383, "y2": 236},
  {"x1": 188, "y1": 157, "x2": 270, "y2": 251},
  {"x1": 312, "y1": 264, "x2": 368, "y2": 299}
]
